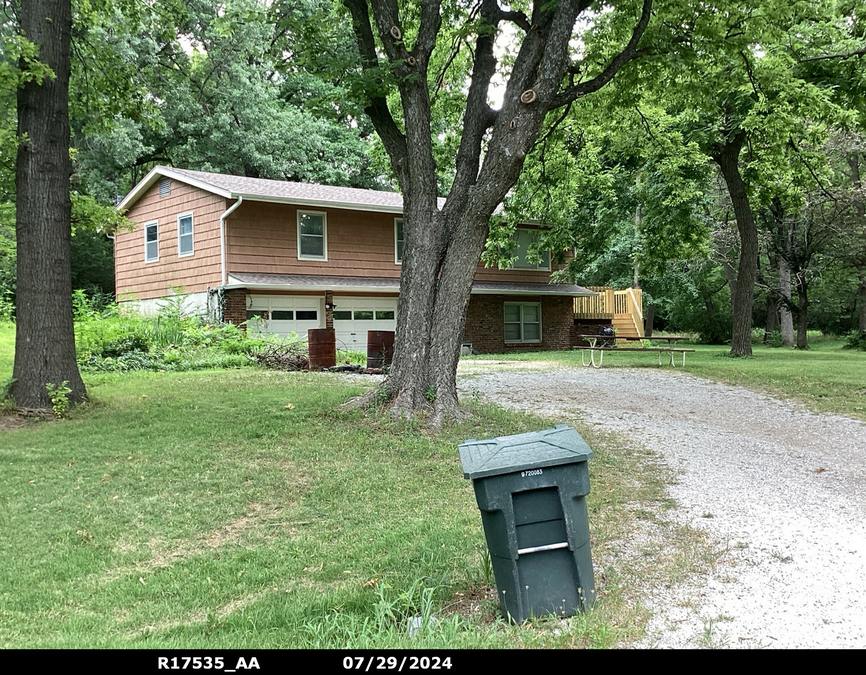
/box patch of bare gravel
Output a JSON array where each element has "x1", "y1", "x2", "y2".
[{"x1": 459, "y1": 365, "x2": 866, "y2": 649}]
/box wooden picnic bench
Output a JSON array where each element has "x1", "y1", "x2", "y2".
[{"x1": 574, "y1": 335, "x2": 695, "y2": 368}]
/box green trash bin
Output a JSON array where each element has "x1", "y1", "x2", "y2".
[{"x1": 458, "y1": 424, "x2": 595, "y2": 622}]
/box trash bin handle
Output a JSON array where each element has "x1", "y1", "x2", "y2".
[{"x1": 517, "y1": 542, "x2": 569, "y2": 555}]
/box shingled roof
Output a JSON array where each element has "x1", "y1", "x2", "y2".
[
  {"x1": 227, "y1": 273, "x2": 595, "y2": 296},
  {"x1": 118, "y1": 166, "x2": 443, "y2": 213}
]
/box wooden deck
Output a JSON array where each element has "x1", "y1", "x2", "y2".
[{"x1": 574, "y1": 287, "x2": 644, "y2": 338}]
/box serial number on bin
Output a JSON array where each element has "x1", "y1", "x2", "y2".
[
  {"x1": 521, "y1": 469, "x2": 543, "y2": 477},
  {"x1": 343, "y1": 656, "x2": 452, "y2": 671}
]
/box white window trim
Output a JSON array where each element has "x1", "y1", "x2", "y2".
[
  {"x1": 504, "y1": 302, "x2": 542, "y2": 344},
  {"x1": 144, "y1": 221, "x2": 159, "y2": 263},
  {"x1": 512, "y1": 227, "x2": 551, "y2": 271},
  {"x1": 395, "y1": 217, "x2": 404, "y2": 265},
  {"x1": 177, "y1": 212, "x2": 194, "y2": 257},
  {"x1": 297, "y1": 210, "x2": 328, "y2": 261}
]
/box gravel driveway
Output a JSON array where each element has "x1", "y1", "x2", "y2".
[{"x1": 458, "y1": 363, "x2": 866, "y2": 649}]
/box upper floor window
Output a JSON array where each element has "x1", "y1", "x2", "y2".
[
  {"x1": 298, "y1": 210, "x2": 327, "y2": 260},
  {"x1": 512, "y1": 228, "x2": 550, "y2": 271},
  {"x1": 144, "y1": 221, "x2": 159, "y2": 262},
  {"x1": 395, "y1": 218, "x2": 404, "y2": 264},
  {"x1": 177, "y1": 213, "x2": 194, "y2": 257}
]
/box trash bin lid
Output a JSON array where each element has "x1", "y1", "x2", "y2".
[{"x1": 458, "y1": 424, "x2": 593, "y2": 480}]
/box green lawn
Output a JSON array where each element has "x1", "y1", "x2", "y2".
[
  {"x1": 0, "y1": 322, "x2": 681, "y2": 648},
  {"x1": 467, "y1": 336, "x2": 866, "y2": 421},
  {"x1": 2, "y1": 322, "x2": 863, "y2": 648}
]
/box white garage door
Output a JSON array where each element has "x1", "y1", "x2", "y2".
[
  {"x1": 247, "y1": 295, "x2": 322, "y2": 338},
  {"x1": 332, "y1": 296, "x2": 398, "y2": 349}
]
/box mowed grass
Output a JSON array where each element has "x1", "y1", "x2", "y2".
[
  {"x1": 0, "y1": 322, "x2": 682, "y2": 649},
  {"x1": 467, "y1": 335, "x2": 866, "y2": 422}
]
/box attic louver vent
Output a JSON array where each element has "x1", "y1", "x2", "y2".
[{"x1": 159, "y1": 177, "x2": 171, "y2": 196}]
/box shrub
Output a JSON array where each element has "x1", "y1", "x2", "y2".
[
  {"x1": 75, "y1": 302, "x2": 266, "y2": 373},
  {"x1": 844, "y1": 330, "x2": 866, "y2": 351}
]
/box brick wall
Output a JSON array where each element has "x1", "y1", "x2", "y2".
[
  {"x1": 463, "y1": 295, "x2": 575, "y2": 353},
  {"x1": 223, "y1": 289, "x2": 248, "y2": 326}
]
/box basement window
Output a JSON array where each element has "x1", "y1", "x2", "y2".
[{"x1": 504, "y1": 302, "x2": 541, "y2": 343}]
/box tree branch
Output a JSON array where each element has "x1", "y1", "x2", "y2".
[
  {"x1": 498, "y1": 7, "x2": 531, "y2": 32},
  {"x1": 432, "y1": 3, "x2": 481, "y2": 104},
  {"x1": 342, "y1": 0, "x2": 408, "y2": 182},
  {"x1": 799, "y1": 47, "x2": 866, "y2": 63},
  {"x1": 447, "y1": 0, "x2": 502, "y2": 211},
  {"x1": 551, "y1": 0, "x2": 653, "y2": 109},
  {"x1": 532, "y1": 101, "x2": 573, "y2": 152},
  {"x1": 634, "y1": 105, "x2": 662, "y2": 147},
  {"x1": 788, "y1": 138, "x2": 836, "y2": 202}
]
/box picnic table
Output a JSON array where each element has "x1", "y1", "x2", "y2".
[{"x1": 575, "y1": 335, "x2": 695, "y2": 368}]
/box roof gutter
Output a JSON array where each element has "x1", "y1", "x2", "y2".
[{"x1": 219, "y1": 196, "x2": 243, "y2": 286}]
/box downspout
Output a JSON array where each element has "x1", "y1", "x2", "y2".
[{"x1": 219, "y1": 196, "x2": 243, "y2": 286}]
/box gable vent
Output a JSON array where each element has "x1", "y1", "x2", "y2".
[{"x1": 159, "y1": 177, "x2": 171, "y2": 196}]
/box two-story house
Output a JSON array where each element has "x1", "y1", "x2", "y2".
[{"x1": 115, "y1": 166, "x2": 593, "y2": 353}]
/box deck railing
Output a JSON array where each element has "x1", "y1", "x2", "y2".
[{"x1": 574, "y1": 287, "x2": 644, "y2": 337}]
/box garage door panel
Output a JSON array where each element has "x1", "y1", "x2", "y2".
[
  {"x1": 247, "y1": 295, "x2": 323, "y2": 338},
  {"x1": 333, "y1": 296, "x2": 397, "y2": 349}
]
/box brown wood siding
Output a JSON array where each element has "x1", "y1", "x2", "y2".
[
  {"x1": 472, "y1": 261, "x2": 564, "y2": 283},
  {"x1": 227, "y1": 201, "x2": 565, "y2": 284},
  {"x1": 115, "y1": 182, "x2": 225, "y2": 300},
  {"x1": 226, "y1": 201, "x2": 402, "y2": 278},
  {"x1": 118, "y1": 185, "x2": 569, "y2": 300}
]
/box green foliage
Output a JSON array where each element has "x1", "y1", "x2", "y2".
[
  {"x1": 767, "y1": 330, "x2": 785, "y2": 348},
  {"x1": 45, "y1": 381, "x2": 72, "y2": 417},
  {"x1": 844, "y1": 330, "x2": 866, "y2": 351},
  {"x1": 336, "y1": 349, "x2": 367, "y2": 366},
  {"x1": 71, "y1": 289, "x2": 116, "y2": 322},
  {"x1": 0, "y1": 196, "x2": 125, "y2": 317},
  {"x1": 1, "y1": 375, "x2": 14, "y2": 403},
  {"x1": 0, "y1": 202, "x2": 13, "y2": 320},
  {"x1": 74, "y1": 0, "x2": 382, "y2": 204},
  {"x1": 74, "y1": 300, "x2": 266, "y2": 373},
  {"x1": 1, "y1": 33, "x2": 55, "y2": 198}
]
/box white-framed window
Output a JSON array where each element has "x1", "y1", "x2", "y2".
[
  {"x1": 504, "y1": 302, "x2": 541, "y2": 343},
  {"x1": 395, "y1": 217, "x2": 404, "y2": 264},
  {"x1": 177, "y1": 212, "x2": 194, "y2": 257},
  {"x1": 297, "y1": 210, "x2": 327, "y2": 260},
  {"x1": 512, "y1": 228, "x2": 551, "y2": 271},
  {"x1": 144, "y1": 221, "x2": 159, "y2": 262}
]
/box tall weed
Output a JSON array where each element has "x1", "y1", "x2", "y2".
[{"x1": 75, "y1": 301, "x2": 267, "y2": 372}]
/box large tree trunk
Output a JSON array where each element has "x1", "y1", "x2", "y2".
[
  {"x1": 12, "y1": 0, "x2": 87, "y2": 409},
  {"x1": 764, "y1": 294, "x2": 779, "y2": 341},
  {"x1": 849, "y1": 154, "x2": 866, "y2": 332},
  {"x1": 779, "y1": 258, "x2": 795, "y2": 346},
  {"x1": 344, "y1": 0, "x2": 652, "y2": 424},
  {"x1": 760, "y1": 247, "x2": 778, "y2": 343},
  {"x1": 714, "y1": 131, "x2": 758, "y2": 357},
  {"x1": 858, "y1": 276, "x2": 866, "y2": 332},
  {"x1": 794, "y1": 270, "x2": 809, "y2": 349}
]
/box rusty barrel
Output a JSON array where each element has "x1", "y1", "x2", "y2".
[
  {"x1": 308, "y1": 328, "x2": 336, "y2": 369},
  {"x1": 366, "y1": 330, "x2": 395, "y2": 369}
]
